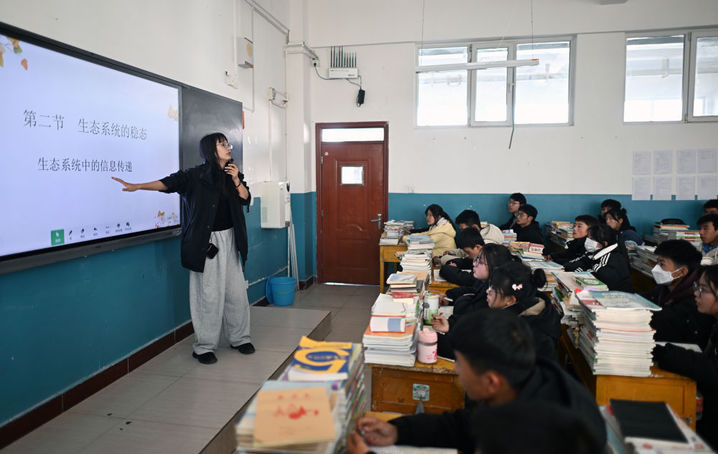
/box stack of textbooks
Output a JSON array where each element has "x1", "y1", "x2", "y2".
[
  {"x1": 576, "y1": 291, "x2": 661, "y2": 377},
  {"x1": 362, "y1": 321, "x2": 417, "y2": 367},
  {"x1": 502, "y1": 230, "x2": 517, "y2": 245},
  {"x1": 399, "y1": 250, "x2": 433, "y2": 272},
  {"x1": 380, "y1": 220, "x2": 414, "y2": 245},
  {"x1": 652, "y1": 223, "x2": 700, "y2": 249},
  {"x1": 386, "y1": 272, "x2": 417, "y2": 291},
  {"x1": 236, "y1": 337, "x2": 367, "y2": 454},
  {"x1": 546, "y1": 221, "x2": 574, "y2": 249},
  {"x1": 508, "y1": 241, "x2": 545, "y2": 261},
  {"x1": 551, "y1": 271, "x2": 609, "y2": 340},
  {"x1": 405, "y1": 234, "x2": 434, "y2": 251},
  {"x1": 372, "y1": 292, "x2": 419, "y2": 323},
  {"x1": 630, "y1": 245, "x2": 658, "y2": 277}
]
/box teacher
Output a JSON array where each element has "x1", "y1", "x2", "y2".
[{"x1": 112, "y1": 132, "x2": 253, "y2": 365}]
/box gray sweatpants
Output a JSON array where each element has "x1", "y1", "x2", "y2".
[{"x1": 189, "y1": 228, "x2": 251, "y2": 354}]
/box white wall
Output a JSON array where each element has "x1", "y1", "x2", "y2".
[
  {"x1": 0, "y1": 0, "x2": 289, "y2": 187},
  {"x1": 303, "y1": 0, "x2": 718, "y2": 195}
]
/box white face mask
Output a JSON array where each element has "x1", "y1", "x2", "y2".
[
  {"x1": 651, "y1": 264, "x2": 681, "y2": 285},
  {"x1": 584, "y1": 237, "x2": 599, "y2": 253}
]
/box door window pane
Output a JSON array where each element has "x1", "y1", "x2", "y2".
[
  {"x1": 474, "y1": 48, "x2": 509, "y2": 122},
  {"x1": 322, "y1": 127, "x2": 384, "y2": 142},
  {"x1": 694, "y1": 36, "x2": 718, "y2": 117},
  {"x1": 515, "y1": 41, "x2": 570, "y2": 124},
  {"x1": 341, "y1": 166, "x2": 364, "y2": 185},
  {"x1": 624, "y1": 35, "x2": 684, "y2": 122},
  {"x1": 417, "y1": 47, "x2": 468, "y2": 126}
]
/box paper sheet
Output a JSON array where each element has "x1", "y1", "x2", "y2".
[
  {"x1": 698, "y1": 149, "x2": 718, "y2": 174},
  {"x1": 632, "y1": 177, "x2": 651, "y2": 201},
  {"x1": 653, "y1": 150, "x2": 673, "y2": 175},
  {"x1": 698, "y1": 175, "x2": 717, "y2": 200},
  {"x1": 676, "y1": 149, "x2": 697, "y2": 174},
  {"x1": 632, "y1": 151, "x2": 651, "y2": 175},
  {"x1": 676, "y1": 176, "x2": 696, "y2": 201},
  {"x1": 653, "y1": 176, "x2": 673, "y2": 201}
]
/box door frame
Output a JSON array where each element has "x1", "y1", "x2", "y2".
[{"x1": 315, "y1": 121, "x2": 389, "y2": 284}]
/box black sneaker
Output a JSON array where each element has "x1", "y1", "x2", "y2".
[
  {"x1": 192, "y1": 351, "x2": 217, "y2": 364},
  {"x1": 232, "y1": 343, "x2": 255, "y2": 354}
]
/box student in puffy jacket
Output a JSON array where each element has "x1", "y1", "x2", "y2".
[
  {"x1": 544, "y1": 214, "x2": 598, "y2": 265},
  {"x1": 644, "y1": 240, "x2": 716, "y2": 349},
  {"x1": 653, "y1": 265, "x2": 718, "y2": 450},
  {"x1": 513, "y1": 204, "x2": 544, "y2": 245},
  {"x1": 565, "y1": 224, "x2": 635, "y2": 293},
  {"x1": 404, "y1": 203, "x2": 457, "y2": 256},
  {"x1": 499, "y1": 193, "x2": 526, "y2": 231}
]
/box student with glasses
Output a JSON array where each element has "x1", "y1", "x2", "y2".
[
  {"x1": 113, "y1": 132, "x2": 254, "y2": 365},
  {"x1": 653, "y1": 265, "x2": 718, "y2": 450}
]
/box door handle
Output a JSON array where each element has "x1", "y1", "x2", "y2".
[{"x1": 369, "y1": 213, "x2": 382, "y2": 231}]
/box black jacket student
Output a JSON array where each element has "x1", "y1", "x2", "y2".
[
  {"x1": 546, "y1": 237, "x2": 587, "y2": 265},
  {"x1": 565, "y1": 243, "x2": 635, "y2": 293},
  {"x1": 388, "y1": 357, "x2": 607, "y2": 453},
  {"x1": 515, "y1": 221, "x2": 544, "y2": 245},
  {"x1": 644, "y1": 269, "x2": 717, "y2": 349},
  {"x1": 439, "y1": 257, "x2": 477, "y2": 287},
  {"x1": 161, "y1": 163, "x2": 251, "y2": 272},
  {"x1": 505, "y1": 292, "x2": 562, "y2": 363},
  {"x1": 499, "y1": 215, "x2": 516, "y2": 231},
  {"x1": 653, "y1": 324, "x2": 718, "y2": 449},
  {"x1": 437, "y1": 281, "x2": 490, "y2": 358}
]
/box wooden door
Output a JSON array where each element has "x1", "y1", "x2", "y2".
[{"x1": 317, "y1": 122, "x2": 388, "y2": 284}]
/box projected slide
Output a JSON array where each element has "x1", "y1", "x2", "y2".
[{"x1": 0, "y1": 35, "x2": 180, "y2": 258}]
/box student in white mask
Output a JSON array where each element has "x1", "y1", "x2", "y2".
[
  {"x1": 643, "y1": 240, "x2": 716, "y2": 349},
  {"x1": 564, "y1": 224, "x2": 634, "y2": 293}
]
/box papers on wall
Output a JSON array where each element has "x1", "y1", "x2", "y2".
[
  {"x1": 653, "y1": 176, "x2": 673, "y2": 201},
  {"x1": 632, "y1": 151, "x2": 651, "y2": 175},
  {"x1": 653, "y1": 150, "x2": 673, "y2": 175},
  {"x1": 676, "y1": 176, "x2": 696, "y2": 201},
  {"x1": 698, "y1": 149, "x2": 717, "y2": 173},
  {"x1": 632, "y1": 177, "x2": 651, "y2": 201},
  {"x1": 676, "y1": 149, "x2": 697, "y2": 174},
  {"x1": 698, "y1": 174, "x2": 717, "y2": 200}
]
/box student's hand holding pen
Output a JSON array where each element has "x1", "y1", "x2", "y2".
[
  {"x1": 346, "y1": 430, "x2": 371, "y2": 454},
  {"x1": 355, "y1": 417, "x2": 398, "y2": 447},
  {"x1": 431, "y1": 314, "x2": 449, "y2": 333}
]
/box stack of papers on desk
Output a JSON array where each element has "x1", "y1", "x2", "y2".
[
  {"x1": 399, "y1": 250, "x2": 432, "y2": 272},
  {"x1": 405, "y1": 234, "x2": 434, "y2": 251},
  {"x1": 372, "y1": 293, "x2": 418, "y2": 322},
  {"x1": 384, "y1": 220, "x2": 413, "y2": 239},
  {"x1": 363, "y1": 322, "x2": 417, "y2": 367},
  {"x1": 386, "y1": 272, "x2": 417, "y2": 289},
  {"x1": 576, "y1": 291, "x2": 660, "y2": 377}
]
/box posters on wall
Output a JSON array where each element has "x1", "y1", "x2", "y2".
[{"x1": 631, "y1": 149, "x2": 718, "y2": 201}]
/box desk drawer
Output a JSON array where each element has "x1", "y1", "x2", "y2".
[{"x1": 371, "y1": 366, "x2": 465, "y2": 414}]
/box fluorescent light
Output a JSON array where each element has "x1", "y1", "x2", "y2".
[{"x1": 416, "y1": 58, "x2": 539, "y2": 73}]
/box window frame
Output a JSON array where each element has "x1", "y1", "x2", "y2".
[{"x1": 687, "y1": 29, "x2": 718, "y2": 122}]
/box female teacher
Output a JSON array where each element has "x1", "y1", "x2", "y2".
[{"x1": 112, "y1": 132, "x2": 253, "y2": 365}]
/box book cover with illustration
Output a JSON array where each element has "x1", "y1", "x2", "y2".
[{"x1": 286, "y1": 337, "x2": 358, "y2": 381}]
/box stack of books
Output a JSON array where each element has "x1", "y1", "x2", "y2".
[
  {"x1": 509, "y1": 241, "x2": 545, "y2": 261},
  {"x1": 405, "y1": 234, "x2": 434, "y2": 251},
  {"x1": 386, "y1": 272, "x2": 417, "y2": 291},
  {"x1": 575, "y1": 291, "x2": 661, "y2": 377},
  {"x1": 546, "y1": 221, "x2": 573, "y2": 248},
  {"x1": 372, "y1": 293, "x2": 419, "y2": 324},
  {"x1": 630, "y1": 245, "x2": 658, "y2": 277},
  {"x1": 526, "y1": 260, "x2": 563, "y2": 291},
  {"x1": 362, "y1": 321, "x2": 417, "y2": 367},
  {"x1": 652, "y1": 223, "x2": 700, "y2": 248},
  {"x1": 502, "y1": 230, "x2": 517, "y2": 245},
  {"x1": 399, "y1": 250, "x2": 433, "y2": 272},
  {"x1": 236, "y1": 337, "x2": 367, "y2": 454},
  {"x1": 380, "y1": 220, "x2": 414, "y2": 245},
  {"x1": 552, "y1": 271, "x2": 609, "y2": 341}
]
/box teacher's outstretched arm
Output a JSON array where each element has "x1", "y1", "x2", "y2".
[{"x1": 112, "y1": 176, "x2": 167, "y2": 192}]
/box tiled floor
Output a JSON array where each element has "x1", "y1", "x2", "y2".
[{"x1": 2, "y1": 283, "x2": 377, "y2": 454}]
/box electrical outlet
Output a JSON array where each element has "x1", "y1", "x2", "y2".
[{"x1": 224, "y1": 69, "x2": 238, "y2": 87}]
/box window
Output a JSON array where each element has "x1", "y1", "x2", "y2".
[
  {"x1": 416, "y1": 46, "x2": 468, "y2": 126},
  {"x1": 417, "y1": 38, "x2": 573, "y2": 127},
  {"x1": 321, "y1": 127, "x2": 384, "y2": 142},
  {"x1": 624, "y1": 30, "x2": 718, "y2": 123},
  {"x1": 340, "y1": 166, "x2": 364, "y2": 185},
  {"x1": 624, "y1": 35, "x2": 684, "y2": 122}
]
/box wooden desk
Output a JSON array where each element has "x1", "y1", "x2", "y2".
[
  {"x1": 379, "y1": 243, "x2": 407, "y2": 293},
  {"x1": 427, "y1": 279, "x2": 459, "y2": 294},
  {"x1": 369, "y1": 358, "x2": 465, "y2": 414},
  {"x1": 558, "y1": 326, "x2": 697, "y2": 429}
]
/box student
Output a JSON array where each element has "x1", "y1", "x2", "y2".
[
  {"x1": 355, "y1": 310, "x2": 607, "y2": 453},
  {"x1": 484, "y1": 262, "x2": 561, "y2": 362},
  {"x1": 513, "y1": 204, "x2": 544, "y2": 245},
  {"x1": 439, "y1": 228, "x2": 484, "y2": 287},
  {"x1": 644, "y1": 240, "x2": 716, "y2": 348},
  {"x1": 599, "y1": 199, "x2": 621, "y2": 223},
  {"x1": 604, "y1": 207, "x2": 643, "y2": 245},
  {"x1": 456, "y1": 209, "x2": 504, "y2": 245},
  {"x1": 434, "y1": 244, "x2": 518, "y2": 357},
  {"x1": 653, "y1": 265, "x2": 718, "y2": 450},
  {"x1": 704, "y1": 199, "x2": 718, "y2": 215},
  {"x1": 565, "y1": 224, "x2": 635, "y2": 293},
  {"x1": 698, "y1": 214, "x2": 718, "y2": 265},
  {"x1": 544, "y1": 214, "x2": 598, "y2": 265},
  {"x1": 499, "y1": 193, "x2": 526, "y2": 231},
  {"x1": 470, "y1": 402, "x2": 604, "y2": 454},
  {"x1": 405, "y1": 204, "x2": 457, "y2": 256}
]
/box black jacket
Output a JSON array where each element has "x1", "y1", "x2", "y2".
[
  {"x1": 506, "y1": 293, "x2": 562, "y2": 363},
  {"x1": 439, "y1": 257, "x2": 476, "y2": 287},
  {"x1": 653, "y1": 324, "x2": 718, "y2": 449},
  {"x1": 437, "y1": 281, "x2": 490, "y2": 358},
  {"x1": 644, "y1": 270, "x2": 717, "y2": 349},
  {"x1": 515, "y1": 221, "x2": 544, "y2": 245},
  {"x1": 160, "y1": 163, "x2": 251, "y2": 272},
  {"x1": 546, "y1": 237, "x2": 586, "y2": 265},
  {"x1": 564, "y1": 244, "x2": 635, "y2": 293},
  {"x1": 389, "y1": 358, "x2": 607, "y2": 453},
  {"x1": 499, "y1": 215, "x2": 516, "y2": 231}
]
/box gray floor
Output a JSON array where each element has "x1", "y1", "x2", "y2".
[{"x1": 2, "y1": 283, "x2": 377, "y2": 454}]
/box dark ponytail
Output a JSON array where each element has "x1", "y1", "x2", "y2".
[
  {"x1": 606, "y1": 207, "x2": 635, "y2": 232},
  {"x1": 489, "y1": 262, "x2": 543, "y2": 302}
]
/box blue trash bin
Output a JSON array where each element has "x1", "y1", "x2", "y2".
[{"x1": 265, "y1": 276, "x2": 297, "y2": 306}]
